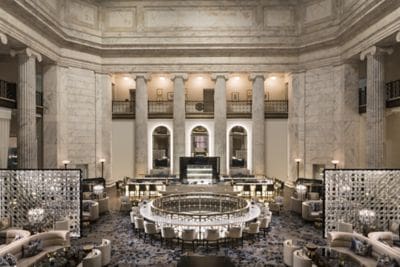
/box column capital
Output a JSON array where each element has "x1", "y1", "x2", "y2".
[
  {"x1": 360, "y1": 46, "x2": 393, "y2": 61},
  {"x1": 396, "y1": 31, "x2": 400, "y2": 43},
  {"x1": 132, "y1": 73, "x2": 150, "y2": 81},
  {"x1": 249, "y1": 73, "x2": 267, "y2": 81},
  {"x1": 211, "y1": 73, "x2": 229, "y2": 81},
  {"x1": 0, "y1": 32, "x2": 7, "y2": 45},
  {"x1": 171, "y1": 73, "x2": 188, "y2": 81},
  {"x1": 10, "y1": 47, "x2": 42, "y2": 62}
]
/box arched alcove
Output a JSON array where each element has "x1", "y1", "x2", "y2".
[
  {"x1": 152, "y1": 126, "x2": 170, "y2": 169},
  {"x1": 229, "y1": 126, "x2": 247, "y2": 169},
  {"x1": 191, "y1": 126, "x2": 208, "y2": 157}
]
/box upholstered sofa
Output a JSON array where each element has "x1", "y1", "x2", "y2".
[
  {"x1": 368, "y1": 231, "x2": 400, "y2": 255},
  {"x1": 0, "y1": 229, "x2": 31, "y2": 248},
  {"x1": 283, "y1": 239, "x2": 301, "y2": 266},
  {"x1": 328, "y1": 231, "x2": 400, "y2": 267},
  {"x1": 78, "y1": 248, "x2": 102, "y2": 267},
  {"x1": 301, "y1": 200, "x2": 322, "y2": 221},
  {"x1": 83, "y1": 200, "x2": 100, "y2": 222},
  {"x1": 0, "y1": 230, "x2": 70, "y2": 267}
]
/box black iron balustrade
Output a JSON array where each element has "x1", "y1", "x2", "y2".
[
  {"x1": 0, "y1": 80, "x2": 17, "y2": 108},
  {"x1": 359, "y1": 80, "x2": 400, "y2": 113},
  {"x1": 265, "y1": 100, "x2": 288, "y2": 118},
  {"x1": 148, "y1": 101, "x2": 173, "y2": 118},
  {"x1": 185, "y1": 100, "x2": 214, "y2": 118},
  {"x1": 227, "y1": 101, "x2": 251, "y2": 118},
  {"x1": 112, "y1": 100, "x2": 135, "y2": 118}
]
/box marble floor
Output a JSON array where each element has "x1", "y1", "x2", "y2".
[{"x1": 72, "y1": 207, "x2": 326, "y2": 267}]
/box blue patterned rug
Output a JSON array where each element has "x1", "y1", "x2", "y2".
[{"x1": 72, "y1": 211, "x2": 326, "y2": 267}]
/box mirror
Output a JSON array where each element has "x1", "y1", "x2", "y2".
[
  {"x1": 152, "y1": 126, "x2": 170, "y2": 168},
  {"x1": 229, "y1": 126, "x2": 247, "y2": 168},
  {"x1": 191, "y1": 126, "x2": 208, "y2": 157}
]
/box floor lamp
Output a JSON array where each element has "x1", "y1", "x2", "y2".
[
  {"x1": 99, "y1": 158, "x2": 106, "y2": 178},
  {"x1": 295, "y1": 158, "x2": 301, "y2": 179}
]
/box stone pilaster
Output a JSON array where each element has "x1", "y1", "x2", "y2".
[
  {"x1": 95, "y1": 73, "x2": 112, "y2": 184},
  {"x1": 249, "y1": 73, "x2": 265, "y2": 176},
  {"x1": 134, "y1": 74, "x2": 149, "y2": 176},
  {"x1": 11, "y1": 48, "x2": 42, "y2": 169},
  {"x1": 211, "y1": 73, "x2": 228, "y2": 175},
  {"x1": 360, "y1": 46, "x2": 393, "y2": 168},
  {"x1": 0, "y1": 108, "x2": 11, "y2": 168},
  {"x1": 172, "y1": 73, "x2": 187, "y2": 176}
]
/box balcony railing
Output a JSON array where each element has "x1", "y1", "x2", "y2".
[
  {"x1": 0, "y1": 80, "x2": 17, "y2": 108},
  {"x1": 185, "y1": 101, "x2": 214, "y2": 118},
  {"x1": 359, "y1": 80, "x2": 400, "y2": 113},
  {"x1": 265, "y1": 100, "x2": 288, "y2": 118},
  {"x1": 227, "y1": 101, "x2": 251, "y2": 118},
  {"x1": 112, "y1": 100, "x2": 135, "y2": 118},
  {"x1": 148, "y1": 101, "x2": 173, "y2": 118}
]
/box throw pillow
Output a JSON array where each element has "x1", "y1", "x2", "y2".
[
  {"x1": 22, "y1": 239, "x2": 43, "y2": 258},
  {"x1": 350, "y1": 238, "x2": 371, "y2": 256},
  {"x1": 313, "y1": 202, "x2": 321, "y2": 212},
  {"x1": 13, "y1": 234, "x2": 22, "y2": 242},
  {"x1": 83, "y1": 202, "x2": 91, "y2": 211},
  {"x1": 389, "y1": 222, "x2": 399, "y2": 234},
  {"x1": 377, "y1": 254, "x2": 400, "y2": 267},
  {"x1": 4, "y1": 253, "x2": 17, "y2": 266}
]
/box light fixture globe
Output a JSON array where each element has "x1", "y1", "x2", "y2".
[
  {"x1": 27, "y1": 208, "x2": 45, "y2": 225},
  {"x1": 93, "y1": 185, "x2": 104, "y2": 196}
]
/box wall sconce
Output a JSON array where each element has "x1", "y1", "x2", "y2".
[
  {"x1": 295, "y1": 158, "x2": 301, "y2": 179},
  {"x1": 99, "y1": 158, "x2": 106, "y2": 178},
  {"x1": 62, "y1": 160, "x2": 70, "y2": 169},
  {"x1": 331, "y1": 160, "x2": 339, "y2": 169}
]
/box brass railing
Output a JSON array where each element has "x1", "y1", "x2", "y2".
[
  {"x1": 112, "y1": 100, "x2": 135, "y2": 118},
  {"x1": 148, "y1": 101, "x2": 173, "y2": 118},
  {"x1": 265, "y1": 100, "x2": 288, "y2": 118},
  {"x1": 227, "y1": 101, "x2": 251, "y2": 118}
]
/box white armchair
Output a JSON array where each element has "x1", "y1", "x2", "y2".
[
  {"x1": 301, "y1": 200, "x2": 322, "y2": 222},
  {"x1": 97, "y1": 239, "x2": 111, "y2": 266},
  {"x1": 283, "y1": 239, "x2": 301, "y2": 266},
  {"x1": 293, "y1": 249, "x2": 312, "y2": 267},
  {"x1": 244, "y1": 222, "x2": 260, "y2": 240},
  {"x1": 82, "y1": 248, "x2": 102, "y2": 267},
  {"x1": 258, "y1": 217, "x2": 271, "y2": 237}
]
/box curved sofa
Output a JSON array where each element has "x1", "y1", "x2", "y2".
[
  {"x1": 0, "y1": 230, "x2": 70, "y2": 267},
  {"x1": 83, "y1": 200, "x2": 100, "y2": 222},
  {"x1": 328, "y1": 231, "x2": 400, "y2": 267},
  {"x1": 0, "y1": 229, "x2": 31, "y2": 248},
  {"x1": 368, "y1": 231, "x2": 400, "y2": 255}
]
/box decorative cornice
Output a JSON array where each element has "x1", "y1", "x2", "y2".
[
  {"x1": 396, "y1": 31, "x2": 400, "y2": 42},
  {"x1": 248, "y1": 73, "x2": 267, "y2": 81},
  {"x1": 171, "y1": 73, "x2": 188, "y2": 81},
  {"x1": 360, "y1": 46, "x2": 393, "y2": 61},
  {"x1": 0, "y1": 32, "x2": 7, "y2": 45},
  {"x1": 210, "y1": 73, "x2": 229, "y2": 81},
  {"x1": 10, "y1": 47, "x2": 42, "y2": 62}
]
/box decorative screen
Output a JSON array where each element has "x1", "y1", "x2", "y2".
[
  {"x1": 324, "y1": 169, "x2": 400, "y2": 237},
  {"x1": 0, "y1": 170, "x2": 81, "y2": 237}
]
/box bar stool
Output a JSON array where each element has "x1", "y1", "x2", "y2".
[
  {"x1": 161, "y1": 226, "x2": 179, "y2": 247},
  {"x1": 149, "y1": 184, "x2": 157, "y2": 198},
  {"x1": 134, "y1": 216, "x2": 144, "y2": 238},
  {"x1": 244, "y1": 222, "x2": 260, "y2": 241},
  {"x1": 139, "y1": 184, "x2": 147, "y2": 198},
  {"x1": 226, "y1": 226, "x2": 243, "y2": 247},
  {"x1": 255, "y1": 185, "x2": 263, "y2": 197},
  {"x1": 144, "y1": 221, "x2": 161, "y2": 245},
  {"x1": 180, "y1": 229, "x2": 197, "y2": 251},
  {"x1": 243, "y1": 185, "x2": 251, "y2": 197},
  {"x1": 204, "y1": 228, "x2": 220, "y2": 251}
]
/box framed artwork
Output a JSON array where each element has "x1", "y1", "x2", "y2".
[
  {"x1": 231, "y1": 92, "x2": 239, "y2": 101},
  {"x1": 247, "y1": 89, "x2": 252, "y2": 100},
  {"x1": 167, "y1": 92, "x2": 174, "y2": 100}
]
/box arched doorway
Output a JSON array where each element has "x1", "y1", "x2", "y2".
[
  {"x1": 229, "y1": 126, "x2": 247, "y2": 169},
  {"x1": 191, "y1": 126, "x2": 208, "y2": 157},
  {"x1": 152, "y1": 126, "x2": 170, "y2": 169}
]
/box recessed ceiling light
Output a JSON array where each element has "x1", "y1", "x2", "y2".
[
  {"x1": 123, "y1": 76, "x2": 130, "y2": 81},
  {"x1": 160, "y1": 77, "x2": 166, "y2": 81},
  {"x1": 270, "y1": 76, "x2": 277, "y2": 80},
  {"x1": 233, "y1": 76, "x2": 240, "y2": 80}
]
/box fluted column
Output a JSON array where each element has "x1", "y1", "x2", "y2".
[
  {"x1": 134, "y1": 74, "x2": 149, "y2": 176},
  {"x1": 11, "y1": 48, "x2": 42, "y2": 168},
  {"x1": 250, "y1": 73, "x2": 266, "y2": 176},
  {"x1": 211, "y1": 73, "x2": 228, "y2": 175},
  {"x1": 288, "y1": 71, "x2": 306, "y2": 180},
  {"x1": 172, "y1": 73, "x2": 187, "y2": 176},
  {"x1": 0, "y1": 108, "x2": 11, "y2": 168},
  {"x1": 360, "y1": 46, "x2": 393, "y2": 168}
]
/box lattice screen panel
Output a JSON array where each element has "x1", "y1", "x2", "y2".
[
  {"x1": 324, "y1": 170, "x2": 400, "y2": 237},
  {"x1": 0, "y1": 170, "x2": 81, "y2": 237}
]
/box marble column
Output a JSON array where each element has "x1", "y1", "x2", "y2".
[
  {"x1": 11, "y1": 48, "x2": 42, "y2": 169},
  {"x1": 211, "y1": 73, "x2": 228, "y2": 175},
  {"x1": 134, "y1": 74, "x2": 149, "y2": 176},
  {"x1": 172, "y1": 74, "x2": 187, "y2": 176},
  {"x1": 95, "y1": 73, "x2": 112, "y2": 184},
  {"x1": 288, "y1": 71, "x2": 306, "y2": 180},
  {"x1": 0, "y1": 108, "x2": 11, "y2": 168},
  {"x1": 250, "y1": 74, "x2": 266, "y2": 176},
  {"x1": 360, "y1": 46, "x2": 393, "y2": 168}
]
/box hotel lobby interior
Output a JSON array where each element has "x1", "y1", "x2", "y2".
[{"x1": 1, "y1": 0, "x2": 400, "y2": 266}]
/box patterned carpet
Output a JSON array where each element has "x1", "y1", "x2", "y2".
[{"x1": 71, "y1": 210, "x2": 326, "y2": 267}]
